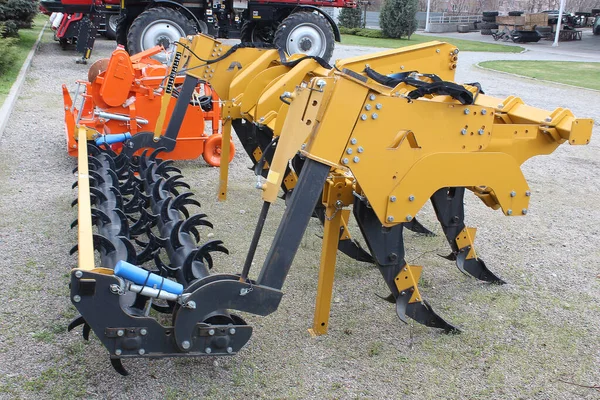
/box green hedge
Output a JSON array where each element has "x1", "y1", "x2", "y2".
[
  {"x1": 0, "y1": 36, "x2": 18, "y2": 73},
  {"x1": 0, "y1": 0, "x2": 38, "y2": 33},
  {"x1": 339, "y1": 27, "x2": 384, "y2": 38}
]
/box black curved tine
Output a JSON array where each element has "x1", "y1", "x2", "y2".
[
  {"x1": 456, "y1": 247, "x2": 505, "y2": 284},
  {"x1": 110, "y1": 358, "x2": 129, "y2": 376},
  {"x1": 404, "y1": 217, "x2": 436, "y2": 236}
]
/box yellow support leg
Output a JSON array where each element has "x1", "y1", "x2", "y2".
[
  {"x1": 217, "y1": 118, "x2": 232, "y2": 201},
  {"x1": 77, "y1": 127, "x2": 95, "y2": 271},
  {"x1": 308, "y1": 203, "x2": 342, "y2": 337}
]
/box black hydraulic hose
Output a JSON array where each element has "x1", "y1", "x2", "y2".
[{"x1": 240, "y1": 201, "x2": 270, "y2": 281}]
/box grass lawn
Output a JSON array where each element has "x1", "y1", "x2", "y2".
[
  {"x1": 0, "y1": 14, "x2": 48, "y2": 107},
  {"x1": 479, "y1": 60, "x2": 600, "y2": 91},
  {"x1": 341, "y1": 33, "x2": 524, "y2": 53}
]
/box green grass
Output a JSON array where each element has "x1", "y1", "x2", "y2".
[
  {"x1": 341, "y1": 33, "x2": 524, "y2": 53},
  {"x1": 0, "y1": 14, "x2": 48, "y2": 107},
  {"x1": 479, "y1": 60, "x2": 600, "y2": 90}
]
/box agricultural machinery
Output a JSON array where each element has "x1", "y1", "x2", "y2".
[
  {"x1": 67, "y1": 34, "x2": 593, "y2": 375},
  {"x1": 63, "y1": 45, "x2": 233, "y2": 165}
]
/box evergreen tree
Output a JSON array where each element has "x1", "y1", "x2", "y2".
[
  {"x1": 379, "y1": 0, "x2": 418, "y2": 39},
  {"x1": 338, "y1": 7, "x2": 363, "y2": 29}
]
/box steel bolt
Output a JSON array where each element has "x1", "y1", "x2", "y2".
[
  {"x1": 406, "y1": 215, "x2": 413, "y2": 221},
  {"x1": 408, "y1": 195, "x2": 415, "y2": 202},
  {"x1": 401, "y1": 291, "x2": 406, "y2": 296},
  {"x1": 497, "y1": 104, "x2": 504, "y2": 109},
  {"x1": 372, "y1": 113, "x2": 378, "y2": 119},
  {"x1": 205, "y1": 347, "x2": 212, "y2": 354},
  {"x1": 229, "y1": 328, "x2": 236, "y2": 335},
  {"x1": 464, "y1": 109, "x2": 470, "y2": 115},
  {"x1": 436, "y1": 49, "x2": 440, "y2": 53},
  {"x1": 138, "y1": 349, "x2": 145, "y2": 355},
  {"x1": 73, "y1": 295, "x2": 81, "y2": 303},
  {"x1": 342, "y1": 158, "x2": 349, "y2": 165},
  {"x1": 346, "y1": 148, "x2": 353, "y2": 154},
  {"x1": 369, "y1": 94, "x2": 376, "y2": 101},
  {"x1": 208, "y1": 329, "x2": 215, "y2": 336},
  {"x1": 400, "y1": 65, "x2": 405, "y2": 70},
  {"x1": 525, "y1": 191, "x2": 531, "y2": 197},
  {"x1": 481, "y1": 109, "x2": 487, "y2": 115},
  {"x1": 507, "y1": 209, "x2": 513, "y2": 215},
  {"x1": 186, "y1": 301, "x2": 196, "y2": 309},
  {"x1": 117, "y1": 329, "x2": 124, "y2": 337},
  {"x1": 545, "y1": 116, "x2": 552, "y2": 122},
  {"x1": 376, "y1": 103, "x2": 382, "y2": 110},
  {"x1": 353, "y1": 156, "x2": 360, "y2": 163},
  {"x1": 115, "y1": 349, "x2": 122, "y2": 356},
  {"x1": 365, "y1": 104, "x2": 372, "y2": 111},
  {"x1": 140, "y1": 329, "x2": 147, "y2": 336},
  {"x1": 75, "y1": 270, "x2": 83, "y2": 278},
  {"x1": 522, "y1": 209, "x2": 528, "y2": 215},
  {"x1": 316, "y1": 79, "x2": 326, "y2": 89},
  {"x1": 390, "y1": 196, "x2": 397, "y2": 202},
  {"x1": 182, "y1": 341, "x2": 191, "y2": 349},
  {"x1": 227, "y1": 347, "x2": 233, "y2": 354},
  {"x1": 350, "y1": 138, "x2": 357, "y2": 145},
  {"x1": 259, "y1": 117, "x2": 265, "y2": 122},
  {"x1": 454, "y1": 49, "x2": 459, "y2": 54},
  {"x1": 301, "y1": 143, "x2": 306, "y2": 150},
  {"x1": 461, "y1": 129, "x2": 467, "y2": 135},
  {"x1": 357, "y1": 146, "x2": 364, "y2": 153},
  {"x1": 387, "y1": 216, "x2": 394, "y2": 222},
  {"x1": 360, "y1": 114, "x2": 367, "y2": 121},
  {"x1": 478, "y1": 129, "x2": 485, "y2": 135},
  {"x1": 510, "y1": 191, "x2": 516, "y2": 197}
]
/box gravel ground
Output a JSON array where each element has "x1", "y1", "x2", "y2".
[{"x1": 0, "y1": 34, "x2": 599, "y2": 399}]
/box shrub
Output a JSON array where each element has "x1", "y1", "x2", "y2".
[
  {"x1": 339, "y1": 27, "x2": 384, "y2": 38},
  {"x1": 379, "y1": 0, "x2": 418, "y2": 39},
  {"x1": 338, "y1": 7, "x2": 362, "y2": 29},
  {"x1": 0, "y1": 0, "x2": 38, "y2": 29},
  {"x1": 1, "y1": 19, "x2": 18, "y2": 37},
  {"x1": 0, "y1": 36, "x2": 18, "y2": 74}
]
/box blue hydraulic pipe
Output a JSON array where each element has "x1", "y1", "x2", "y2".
[
  {"x1": 95, "y1": 133, "x2": 132, "y2": 146},
  {"x1": 114, "y1": 260, "x2": 184, "y2": 295}
]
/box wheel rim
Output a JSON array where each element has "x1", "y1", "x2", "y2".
[
  {"x1": 251, "y1": 24, "x2": 275, "y2": 43},
  {"x1": 140, "y1": 19, "x2": 185, "y2": 63},
  {"x1": 285, "y1": 22, "x2": 326, "y2": 58},
  {"x1": 108, "y1": 15, "x2": 118, "y2": 32}
]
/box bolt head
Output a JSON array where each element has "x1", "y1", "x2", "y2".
[
  {"x1": 406, "y1": 215, "x2": 413, "y2": 221},
  {"x1": 369, "y1": 94, "x2": 376, "y2": 101},
  {"x1": 229, "y1": 328, "x2": 236, "y2": 335},
  {"x1": 205, "y1": 347, "x2": 212, "y2": 354},
  {"x1": 187, "y1": 301, "x2": 196, "y2": 309},
  {"x1": 350, "y1": 138, "x2": 357, "y2": 145},
  {"x1": 353, "y1": 156, "x2": 360, "y2": 163},
  {"x1": 461, "y1": 129, "x2": 467, "y2": 135},
  {"x1": 525, "y1": 191, "x2": 531, "y2": 197},
  {"x1": 464, "y1": 109, "x2": 470, "y2": 115},
  {"x1": 140, "y1": 329, "x2": 147, "y2": 336},
  {"x1": 376, "y1": 103, "x2": 382, "y2": 110},
  {"x1": 507, "y1": 209, "x2": 513, "y2": 215},
  {"x1": 481, "y1": 109, "x2": 487, "y2": 115},
  {"x1": 360, "y1": 114, "x2": 367, "y2": 121},
  {"x1": 115, "y1": 349, "x2": 122, "y2": 356},
  {"x1": 73, "y1": 295, "x2": 81, "y2": 303},
  {"x1": 365, "y1": 104, "x2": 372, "y2": 111},
  {"x1": 372, "y1": 113, "x2": 378, "y2": 119},
  {"x1": 259, "y1": 117, "x2": 264, "y2": 122},
  {"x1": 545, "y1": 116, "x2": 552, "y2": 122},
  {"x1": 342, "y1": 158, "x2": 349, "y2": 165},
  {"x1": 182, "y1": 341, "x2": 191, "y2": 349},
  {"x1": 387, "y1": 216, "x2": 394, "y2": 222},
  {"x1": 390, "y1": 196, "x2": 397, "y2": 202},
  {"x1": 346, "y1": 148, "x2": 353, "y2": 154},
  {"x1": 208, "y1": 329, "x2": 215, "y2": 336},
  {"x1": 478, "y1": 129, "x2": 484, "y2": 135},
  {"x1": 408, "y1": 195, "x2": 415, "y2": 202},
  {"x1": 227, "y1": 347, "x2": 233, "y2": 354},
  {"x1": 436, "y1": 49, "x2": 440, "y2": 53},
  {"x1": 357, "y1": 146, "x2": 364, "y2": 153},
  {"x1": 510, "y1": 191, "x2": 516, "y2": 197},
  {"x1": 138, "y1": 349, "x2": 145, "y2": 355},
  {"x1": 75, "y1": 270, "x2": 83, "y2": 278},
  {"x1": 522, "y1": 208, "x2": 528, "y2": 215},
  {"x1": 117, "y1": 329, "x2": 124, "y2": 337}
]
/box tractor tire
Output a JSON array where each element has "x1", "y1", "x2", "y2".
[
  {"x1": 481, "y1": 28, "x2": 493, "y2": 35},
  {"x1": 482, "y1": 11, "x2": 499, "y2": 17},
  {"x1": 480, "y1": 22, "x2": 498, "y2": 29},
  {"x1": 508, "y1": 11, "x2": 524, "y2": 16},
  {"x1": 127, "y1": 7, "x2": 195, "y2": 63},
  {"x1": 105, "y1": 14, "x2": 118, "y2": 40},
  {"x1": 274, "y1": 11, "x2": 335, "y2": 62},
  {"x1": 240, "y1": 21, "x2": 277, "y2": 44}
]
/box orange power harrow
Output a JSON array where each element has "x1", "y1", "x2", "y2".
[{"x1": 63, "y1": 45, "x2": 235, "y2": 166}]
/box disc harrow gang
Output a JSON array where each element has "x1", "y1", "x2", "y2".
[
  {"x1": 70, "y1": 143, "x2": 247, "y2": 375},
  {"x1": 67, "y1": 34, "x2": 593, "y2": 375}
]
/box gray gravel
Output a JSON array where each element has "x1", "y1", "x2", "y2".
[{"x1": 0, "y1": 34, "x2": 599, "y2": 399}]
